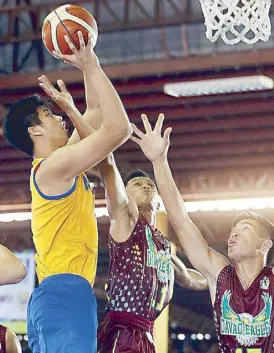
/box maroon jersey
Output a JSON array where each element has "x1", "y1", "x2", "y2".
[
  {"x1": 105, "y1": 215, "x2": 174, "y2": 321},
  {"x1": 214, "y1": 265, "x2": 274, "y2": 353},
  {"x1": 0, "y1": 325, "x2": 6, "y2": 353}
]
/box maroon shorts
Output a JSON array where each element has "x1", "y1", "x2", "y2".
[{"x1": 97, "y1": 311, "x2": 156, "y2": 353}]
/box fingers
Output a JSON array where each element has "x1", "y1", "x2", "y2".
[
  {"x1": 87, "y1": 31, "x2": 93, "y2": 48},
  {"x1": 52, "y1": 50, "x2": 75, "y2": 64},
  {"x1": 155, "y1": 113, "x2": 165, "y2": 133},
  {"x1": 163, "y1": 127, "x2": 172, "y2": 144},
  {"x1": 38, "y1": 75, "x2": 54, "y2": 90},
  {"x1": 38, "y1": 75, "x2": 57, "y2": 99},
  {"x1": 39, "y1": 83, "x2": 56, "y2": 100},
  {"x1": 141, "y1": 114, "x2": 152, "y2": 133},
  {"x1": 57, "y1": 79, "x2": 68, "y2": 93},
  {"x1": 52, "y1": 50, "x2": 66, "y2": 60},
  {"x1": 64, "y1": 34, "x2": 79, "y2": 54},
  {"x1": 132, "y1": 123, "x2": 145, "y2": 138},
  {"x1": 78, "y1": 31, "x2": 86, "y2": 50},
  {"x1": 129, "y1": 135, "x2": 141, "y2": 145},
  {"x1": 38, "y1": 75, "x2": 62, "y2": 101}
]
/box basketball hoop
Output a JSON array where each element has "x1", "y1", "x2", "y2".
[{"x1": 199, "y1": 0, "x2": 272, "y2": 45}]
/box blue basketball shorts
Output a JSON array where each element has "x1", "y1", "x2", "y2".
[{"x1": 27, "y1": 274, "x2": 97, "y2": 353}]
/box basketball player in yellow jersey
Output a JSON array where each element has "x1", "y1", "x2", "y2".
[{"x1": 4, "y1": 32, "x2": 132, "y2": 353}]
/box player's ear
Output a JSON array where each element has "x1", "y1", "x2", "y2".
[
  {"x1": 265, "y1": 239, "x2": 273, "y2": 252},
  {"x1": 28, "y1": 125, "x2": 43, "y2": 136}
]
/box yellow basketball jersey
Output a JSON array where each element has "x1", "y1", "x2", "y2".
[{"x1": 30, "y1": 158, "x2": 98, "y2": 285}]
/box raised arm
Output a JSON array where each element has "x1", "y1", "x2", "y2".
[
  {"x1": 172, "y1": 254, "x2": 208, "y2": 291},
  {"x1": 98, "y1": 155, "x2": 139, "y2": 242},
  {"x1": 51, "y1": 33, "x2": 138, "y2": 242},
  {"x1": 60, "y1": 31, "x2": 103, "y2": 145},
  {"x1": 38, "y1": 33, "x2": 132, "y2": 182},
  {"x1": 78, "y1": 73, "x2": 139, "y2": 242},
  {"x1": 0, "y1": 246, "x2": 26, "y2": 285},
  {"x1": 130, "y1": 114, "x2": 228, "y2": 286}
]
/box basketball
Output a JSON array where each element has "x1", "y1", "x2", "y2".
[{"x1": 42, "y1": 4, "x2": 98, "y2": 57}]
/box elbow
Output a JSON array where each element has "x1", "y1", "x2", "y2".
[
  {"x1": 118, "y1": 121, "x2": 133, "y2": 139},
  {"x1": 13, "y1": 263, "x2": 27, "y2": 284},
  {"x1": 20, "y1": 264, "x2": 27, "y2": 281},
  {"x1": 112, "y1": 121, "x2": 133, "y2": 144},
  {"x1": 112, "y1": 115, "x2": 133, "y2": 136},
  {"x1": 101, "y1": 120, "x2": 132, "y2": 149},
  {"x1": 125, "y1": 122, "x2": 133, "y2": 137}
]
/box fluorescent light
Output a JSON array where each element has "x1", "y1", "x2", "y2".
[
  {"x1": 0, "y1": 212, "x2": 31, "y2": 222},
  {"x1": 185, "y1": 197, "x2": 274, "y2": 212},
  {"x1": 164, "y1": 75, "x2": 273, "y2": 97},
  {"x1": 0, "y1": 207, "x2": 109, "y2": 222},
  {"x1": 2, "y1": 196, "x2": 274, "y2": 222}
]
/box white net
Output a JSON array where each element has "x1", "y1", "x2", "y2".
[{"x1": 199, "y1": 0, "x2": 272, "y2": 45}]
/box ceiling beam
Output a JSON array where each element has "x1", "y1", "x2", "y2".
[
  {"x1": 1, "y1": 110, "x2": 274, "y2": 153},
  {"x1": 0, "y1": 0, "x2": 204, "y2": 44},
  {"x1": 3, "y1": 138, "x2": 274, "y2": 163},
  {"x1": 2, "y1": 149, "x2": 274, "y2": 176},
  {"x1": 1, "y1": 119, "x2": 274, "y2": 155},
  {"x1": 3, "y1": 68, "x2": 274, "y2": 99},
  {"x1": 2, "y1": 49, "x2": 274, "y2": 90},
  {"x1": 3, "y1": 93, "x2": 273, "y2": 120}
]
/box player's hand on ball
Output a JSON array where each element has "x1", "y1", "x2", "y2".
[
  {"x1": 53, "y1": 31, "x2": 99, "y2": 71},
  {"x1": 38, "y1": 75, "x2": 75, "y2": 114},
  {"x1": 130, "y1": 113, "x2": 172, "y2": 162}
]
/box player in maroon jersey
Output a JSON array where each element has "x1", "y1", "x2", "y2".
[
  {"x1": 131, "y1": 113, "x2": 274, "y2": 353},
  {"x1": 0, "y1": 325, "x2": 22, "y2": 353},
  {"x1": 97, "y1": 165, "x2": 207, "y2": 353}
]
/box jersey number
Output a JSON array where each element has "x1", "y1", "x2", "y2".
[
  {"x1": 152, "y1": 287, "x2": 167, "y2": 311},
  {"x1": 236, "y1": 349, "x2": 262, "y2": 353}
]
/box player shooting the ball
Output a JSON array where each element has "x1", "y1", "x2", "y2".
[{"x1": 4, "y1": 31, "x2": 132, "y2": 353}]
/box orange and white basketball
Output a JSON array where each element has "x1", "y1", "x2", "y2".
[{"x1": 42, "y1": 4, "x2": 98, "y2": 57}]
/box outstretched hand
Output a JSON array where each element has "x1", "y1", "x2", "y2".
[
  {"x1": 130, "y1": 113, "x2": 172, "y2": 162},
  {"x1": 38, "y1": 75, "x2": 75, "y2": 114},
  {"x1": 53, "y1": 31, "x2": 99, "y2": 71}
]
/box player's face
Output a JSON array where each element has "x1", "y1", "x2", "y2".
[
  {"x1": 227, "y1": 219, "x2": 264, "y2": 262},
  {"x1": 126, "y1": 177, "x2": 159, "y2": 210},
  {"x1": 36, "y1": 107, "x2": 69, "y2": 146}
]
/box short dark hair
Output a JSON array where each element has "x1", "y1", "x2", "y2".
[
  {"x1": 3, "y1": 94, "x2": 48, "y2": 156},
  {"x1": 232, "y1": 212, "x2": 274, "y2": 238},
  {"x1": 232, "y1": 211, "x2": 274, "y2": 265},
  {"x1": 124, "y1": 169, "x2": 152, "y2": 186}
]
